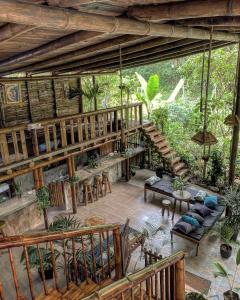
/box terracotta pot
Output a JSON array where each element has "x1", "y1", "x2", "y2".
[
  {"x1": 223, "y1": 290, "x2": 239, "y2": 300},
  {"x1": 220, "y1": 244, "x2": 232, "y2": 259},
  {"x1": 38, "y1": 268, "x2": 53, "y2": 280}
]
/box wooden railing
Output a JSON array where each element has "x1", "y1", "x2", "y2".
[
  {"x1": 0, "y1": 224, "x2": 123, "y2": 300},
  {"x1": 84, "y1": 251, "x2": 185, "y2": 300},
  {"x1": 0, "y1": 103, "x2": 142, "y2": 173}
]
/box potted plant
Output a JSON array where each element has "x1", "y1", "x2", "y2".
[
  {"x1": 211, "y1": 222, "x2": 234, "y2": 258},
  {"x1": 213, "y1": 248, "x2": 240, "y2": 300},
  {"x1": 185, "y1": 292, "x2": 207, "y2": 300},
  {"x1": 14, "y1": 181, "x2": 22, "y2": 199},
  {"x1": 208, "y1": 150, "x2": 225, "y2": 187},
  {"x1": 173, "y1": 177, "x2": 186, "y2": 197},
  {"x1": 223, "y1": 186, "x2": 240, "y2": 241},
  {"x1": 20, "y1": 245, "x2": 60, "y2": 280},
  {"x1": 68, "y1": 175, "x2": 80, "y2": 185},
  {"x1": 36, "y1": 186, "x2": 51, "y2": 229}
]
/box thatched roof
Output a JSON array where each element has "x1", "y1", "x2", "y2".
[{"x1": 0, "y1": 0, "x2": 239, "y2": 76}]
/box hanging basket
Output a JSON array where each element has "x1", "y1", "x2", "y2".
[
  {"x1": 191, "y1": 131, "x2": 218, "y2": 145},
  {"x1": 224, "y1": 114, "x2": 240, "y2": 126}
]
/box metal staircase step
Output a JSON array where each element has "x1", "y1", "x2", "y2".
[{"x1": 173, "y1": 162, "x2": 186, "y2": 172}]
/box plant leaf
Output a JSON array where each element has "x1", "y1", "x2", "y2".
[
  {"x1": 213, "y1": 262, "x2": 228, "y2": 277},
  {"x1": 146, "y1": 74, "x2": 159, "y2": 101},
  {"x1": 236, "y1": 248, "x2": 240, "y2": 265}
]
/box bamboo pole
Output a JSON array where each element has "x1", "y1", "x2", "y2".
[
  {"x1": 128, "y1": 0, "x2": 240, "y2": 22},
  {"x1": 0, "y1": 0, "x2": 238, "y2": 43},
  {"x1": 67, "y1": 156, "x2": 77, "y2": 214}
]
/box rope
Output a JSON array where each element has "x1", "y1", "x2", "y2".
[
  {"x1": 232, "y1": 42, "x2": 240, "y2": 114},
  {"x1": 200, "y1": 47, "x2": 206, "y2": 114}
]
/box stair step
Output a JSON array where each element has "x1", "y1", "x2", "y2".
[
  {"x1": 144, "y1": 125, "x2": 156, "y2": 133},
  {"x1": 173, "y1": 162, "x2": 186, "y2": 172},
  {"x1": 163, "y1": 151, "x2": 177, "y2": 159},
  {"x1": 159, "y1": 146, "x2": 171, "y2": 155},
  {"x1": 36, "y1": 289, "x2": 62, "y2": 300},
  {"x1": 156, "y1": 141, "x2": 168, "y2": 149},
  {"x1": 171, "y1": 156, "x2": 181, "y2": 165},
  {"x1": 153, "y1": 135, "x2": 165, "y2": 143},
  {"x1": 175, "y1": 168, "x2": 189, "y2": 177}
]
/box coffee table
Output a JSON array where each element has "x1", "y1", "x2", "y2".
[{"x1": 172, "y1": 190, "x2": 191, "y2": 220}]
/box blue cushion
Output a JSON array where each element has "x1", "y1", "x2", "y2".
[
  {"x1": 182, "y1": 215, "x2": 200, "y2": 227},
  {"x1": 204, "y1": 195, "x2": 218, "y2": 208}
]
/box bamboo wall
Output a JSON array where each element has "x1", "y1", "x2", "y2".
[{"x1": 0, "y1": 77, "x2": 81, "y2": 127}]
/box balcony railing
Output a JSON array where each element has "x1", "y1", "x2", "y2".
[{"x1": 0, "y1": 103, "x2": 142, "y2": 177}]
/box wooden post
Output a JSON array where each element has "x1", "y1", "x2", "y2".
[
  {"x1": 92, "y1": 75, "x2": 97, "y2": 111},
  {"x1": 113, "y1": 227, "x2": 123, "y2": 280},
  {"x1": 139, "y1": 103, "x2": 143, "y2": 125},
  {"x1": 229, "y1": 53, "x2": 240, "y2": 185},
  {"x1": 175, "y1": 258, "x2": 185, "y2": 300},
  {"x1": 67, "y1": 156, "x2": 77, "y2": 214},
  {"x1": 77, "y1": 77, "x2": 83, "y2": 114}
]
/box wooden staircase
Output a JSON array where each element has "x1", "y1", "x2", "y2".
[{"x1": 143, "y1": 123, "x2": 189, "y2": 178}]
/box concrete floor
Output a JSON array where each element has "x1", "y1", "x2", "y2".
[{"x1": 1, "y1": 169, "x2": 238, "y2": 299}]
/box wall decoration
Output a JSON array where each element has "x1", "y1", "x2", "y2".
[{"x1": 4, "y1": 83, "x2": 22, "y2": 104}]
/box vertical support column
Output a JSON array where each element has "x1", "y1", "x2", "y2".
[
  {"x1": 175, "y1": 258, "x2": 185, "y2": 300},
  {"x1": 77, "y1": 77, "x2": 83, "y2": 114},
  {"x1": 229, "y1": 54, "x2": 240, "y2": 185},
  {"x1": 67, "y1": 156, "x2": 77, "y2": 214},
  {"x1": 139, "y1": 103, "x2": 143, "y2": 126},
  {"x1": 113, "y1": 226, "x2": 123, "y2": 280},
  {"x1": 92, "y1": 75, "x2": 97, "y2": 111}
]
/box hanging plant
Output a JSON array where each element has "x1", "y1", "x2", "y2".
[{"x1": 36, "y1": 186, "x2": 50, "y2": 213}]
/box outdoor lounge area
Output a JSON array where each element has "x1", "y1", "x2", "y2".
[{"x1": 1, "y1": 0, "x2": 240, "y2": 300}]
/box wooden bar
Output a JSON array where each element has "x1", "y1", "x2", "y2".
[
  {"x1": 77, "y1": 118, "x2": 83, "y2": 142},
  {"x1": 23, "y1": 246, "x2": 35, "y2": 299},
  {"x1": 84, "y1": 116, "x2": 89, "y2": 141},
  {"x1": 31, "y1": 129, "x2": 39, "y2": 156},
  {"x1": 90, "y1": 115, "x2": 96, "y2": 139},
  {"x1": 0, "y1": 133, "x2": 9, "y2": 165},
  {"x1": 12, "y1": 131, "x2": 20, "y2": 161},
  {"x1": 60, "y1": 120, "x2": 67, "y2": 147},
  {"x1": 113, "y1": 227, "x2": 123, "y2": 280},
  {"x1": 19, "y1": 129, "x2": 28, "y2": 159},
  {"x1": 44, "y1": 125, "x2": 51, "y2": 153},
  {"x1": 52, "y1": 125, "x2": 58, "y2": 151},
  {"x1": 175, "y1": 258, "x2": 185, "y2": 300},
  {"x1": 70, "y1": 120, "x2": 75, "y2": 145}
]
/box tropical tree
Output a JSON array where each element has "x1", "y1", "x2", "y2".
[{"x1": 135, "y1": 72, "x2": 160, "y2": 119}]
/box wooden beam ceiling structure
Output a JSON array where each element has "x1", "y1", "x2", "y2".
[{"x1": 0, "y1": 0, "x2": 239, "y2": 76}]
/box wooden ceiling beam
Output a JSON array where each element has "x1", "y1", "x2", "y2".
[
  {"x1": 34, "y1": 37, "x2": 179, "y2": 73},
  {"x1": 175, "y1": 16, "x2": 240, "y2": 27},
  {"x1": 59, "y1": 40, "x2": 221, "y2": 73},
  {"x1": 81, "y1": 41, "x2": 231, "y2": 73},
  {"x1": 0, "y1": 23, "x2": 36, "y2": 44},
  {"x1": 0, "y1": 0, "x2": 238, "y2": 43},
  {"x1": 127, "y1": 0, "x2": 240, "y2": 22},
  {"x1": 0, "y1": 30, "x2": 102, "y2": 69},
  {"x1": 0, "y1": 34, "x2": 143, "y2": 75}
]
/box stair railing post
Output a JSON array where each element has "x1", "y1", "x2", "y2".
[
  {"x1": 175, "y1": 257, "x2": 185, "y2": 300},
  {"x1": 113, "y1": 226, "x2": 123, "y2": 280},
  {"x1": 139, "y1": 103, "x2": 143, "y2": 126}
]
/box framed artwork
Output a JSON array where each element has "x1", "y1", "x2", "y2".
[{"x1": 4, "y1": 83, "x2": 22, "y2": 104}]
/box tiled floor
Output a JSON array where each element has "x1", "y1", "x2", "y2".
[
  {"x1": 1, "y1": 169, "x2": 238, "y2": 299},
  {"x1": 49, "y1": 169, "x2": 237, "y2": 299}
]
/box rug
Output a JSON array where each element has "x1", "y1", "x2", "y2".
[{"x1": 185, "y1": 271, "x2": 211, "y2": 295}]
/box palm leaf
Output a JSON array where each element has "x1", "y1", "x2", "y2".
[
  {"x1": 236, "y1": 248, "x2": 240, "y2": 265},
  {"x1": 213, "y1": 262, "x2": 228, "y2": 277},
  {"x1": 135, "y1": 72, "x2": 147, "y2": 98}
]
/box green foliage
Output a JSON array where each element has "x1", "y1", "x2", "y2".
[
  {"x1": 14, "y1": 181, "x2": 22, "y2": 198},
  {"x1": 211, "y1": 221, "x2": 234, "y2": 245},
  {"x1": 135, "y1": 72, "x2": 160, "y2": 118},
  {"x1": 213, "y1": 248, "x2": 240, "y2": 292},
  {"x1": 150, "y1": 107, "x2": 169, "y2": 133},
  {"x1": 223, "y1": 186, "x2": 240, "y2": 231},
  {"x1": 208, "y1": 150, "x2": 225, "y2": 186},
  {"x1": 36, "y1": 186, "x2": 50, "y2": 212},
  {"x1": 173, "y1": 177, "x2": 185, "y2": 192},
  {"x1": 48, "y1": 215, "x2": 82, "y2": 232},
  {"x1": 68, "y1": 175, "x2": 80, "y2": 185},
  {"x1": 185, "y1": 292, "x2": 206, "y2": 300}
]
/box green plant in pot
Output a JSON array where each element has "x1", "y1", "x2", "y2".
[
  {"x1": 223, "y1": 186, "x2": 240, "y2": 241},
  {"x1": 20, "y1": 245, "x2": 60, "y2": 280},
  {"x1": 211, "y1": 221, "x2": 234, "y2": 259},
  {"x1": 208, "y1": 150, "x2": 225, "y2": 187},
  {"x1": 14, "y1": 181, "x2": 22, "y2": 199},
  {"x1": 68, "y1": 175, "x2": 80, "y2": 185},
  {"x1": 185, "y1": 292, "x2": 207, "y2": 300},
  {"x1": 36, "y1": 186, "x2": 51, "y2": 229},
  {"x1": 213, "y1": 248, "x2": 240, "y2": 300},
  {"x1": 173, "y1": 177, "x2": 186, "y2": 197}
]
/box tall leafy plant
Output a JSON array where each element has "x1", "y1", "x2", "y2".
[{"x1": 135, "y1": 73, "x2": 160, "y2": 119}]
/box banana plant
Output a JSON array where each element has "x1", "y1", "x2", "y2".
[{"x1": 135, "y1": 72, "x2": 160, "y2": 119}]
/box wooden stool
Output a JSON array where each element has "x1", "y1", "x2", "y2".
[
  {"x1": 102, "y1": 171, "x2": 111, "y2": 196},
  {"x1": 162, "y1": 199, "x2": 171, "y2": 217},
  {"x1": 94, "y1": 175, "x2": 103, "y2": 200},
  {"x1": 82, "y1": 179, "x2": 94, "y2": 205}
]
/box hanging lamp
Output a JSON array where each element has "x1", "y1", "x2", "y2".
[{"x1": 224, "y1": 42, "x2": 240, "y2": 126}]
